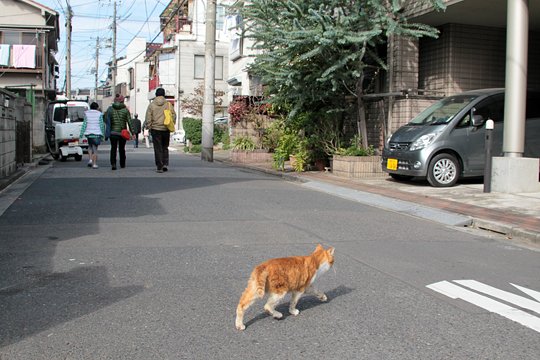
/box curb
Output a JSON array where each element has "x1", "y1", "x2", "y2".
[{"x1": 0, "y1": 154, "x2": 52, "y2": 193}]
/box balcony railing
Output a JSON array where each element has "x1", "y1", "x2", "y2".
[{"x1": 0, "y1": 44, "x2": 44, "y2": 71}]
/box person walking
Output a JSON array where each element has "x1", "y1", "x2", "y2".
[
  {"x1": 145, "y1": 88, "x2": 176, "y2": 173},
  {"x1": 132, "y1": 114, "x2": 142, "y2": 148},
  {"x1": 105, "y1": 94, "x2": 133, "y2": 170},
  {"x1": 80, "y1": 102, "x2": 105, "y2": 169}
]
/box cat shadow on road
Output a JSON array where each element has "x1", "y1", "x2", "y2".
[{"x1": 244, "y1": 285, "x2": 354, "y2": 328}]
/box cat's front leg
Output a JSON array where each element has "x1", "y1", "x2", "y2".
[
  {"x1": 289, "y1": 291, "x2": 303, "y2": 316},
  {"x1": 306, "y1": 286, "x2": 328, "y2": 302}
]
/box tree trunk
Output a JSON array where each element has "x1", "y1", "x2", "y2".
[{"x1": 356, "y1": 75, "x2": 369, "y2": 149}]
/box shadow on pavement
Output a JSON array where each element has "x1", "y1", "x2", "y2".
[
  {"x1": 0, "y1": 265, "x2": 143, "y2": 347},
  {"x1": 243, "y1": 285, "x2": 354, "y2": 328}
]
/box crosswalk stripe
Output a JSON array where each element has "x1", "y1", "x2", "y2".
[
  {"x1": 427, "y1": 280, "x2": 540, "y2": 333},
  {"x1": 455, "y1": 280, "x2": 540, "y2": 315}
]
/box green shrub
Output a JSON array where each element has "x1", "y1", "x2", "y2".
[
  {"x1": 221, "y1": 129, "x2": 231, "y2": 149},
  {"x1": 232, "y1": 136, "x2": 256, "y2": 151},
  {"x1": 214, "y1": 124, "x2": 226, "y2": 145},
  {"x1": 335, "y1": 145, "x2": 375, "y2": 156},
  {"x1": 183, "y1": 144, "x2": 202, "y2": 153},
  {"x1": 183, "y1": 118, "x2": 202, "y2": 145}
]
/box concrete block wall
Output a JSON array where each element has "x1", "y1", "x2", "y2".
[{"x1": 0, "y1": 90, "x2": 17, "y2": 178}]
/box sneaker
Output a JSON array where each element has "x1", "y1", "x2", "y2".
[
  {"x1": 92, "y1": 164, "x2": 99, "y2": 169},
  {"x1": 156, "y1": 169, "x2": 163, "y2": 173},
  {"x1": 112, "y1": 166, "x2": 117, "y2": 170},
  {"x1": 162, "y1": 166, "x2": 168, "y2": 172},
  {"x1": 87, "y1": 160, "x2": 93, "y2": 167}
]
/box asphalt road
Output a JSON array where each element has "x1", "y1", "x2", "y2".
[{"x1": 1, "y1": 147, "x2": 539, "y2": 359}]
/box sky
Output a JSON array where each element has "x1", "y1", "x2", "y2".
[{"x1": 39, "y1": 0, "x2": 169, "y2": 91}]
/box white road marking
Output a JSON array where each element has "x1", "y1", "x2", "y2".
[
  {"x1": 511, "y1": 283, "x2": 540, "y2": 303},
  {"x1": 454, "y1": 280, "x2": 540, "y2": 315},
  {"x1": 427, "y1": 280, "x2": 540, "y2": 333}
]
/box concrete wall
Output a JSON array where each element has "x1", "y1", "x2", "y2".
[
  {"x1": 0, "y1": 89, "x2": 17, "y2": 178},
  {"x1": 0, "y1": 0, "x2": 49, "y2": 27}
]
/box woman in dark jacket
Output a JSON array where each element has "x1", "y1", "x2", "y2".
[{"x1": 105, "y1": 94, "x2": 133, "y2": 170}]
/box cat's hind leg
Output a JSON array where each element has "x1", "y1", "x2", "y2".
[
  {"x1": 264, "y1": 292, "x2": 286, "y2": 319},
  {"x1": 289, "y1": 291, "x2": 303, "y2": 316},
  {"x1": 236, "y1": 284, "x2": 260, "y2": 330}
]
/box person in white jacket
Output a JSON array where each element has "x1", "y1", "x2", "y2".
[{"x1": 79, "y1": 102, "x2": 105, "y2": 168}]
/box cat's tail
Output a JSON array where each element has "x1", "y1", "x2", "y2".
[{"x1": 252, "y1": 265, "x2": 268, "y2": 298}]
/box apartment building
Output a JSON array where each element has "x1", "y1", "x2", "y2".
[
  {"x1": 0, "y1": 0, "x2": 60, "y2": 153},
  {"x1": 373, "y1": 0, "x2": 540, "y2": 147}
]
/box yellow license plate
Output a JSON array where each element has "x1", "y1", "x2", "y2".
[
  {"x1": 68, "y1": 141, "x2": 79, "y2": 147},
  {"x1": 387, "y1": 158, "x2": 398, "y2": 170}
]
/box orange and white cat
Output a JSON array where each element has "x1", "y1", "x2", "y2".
[{"x1": 235, "y1": 244, "x2": 335, "y2": 330}]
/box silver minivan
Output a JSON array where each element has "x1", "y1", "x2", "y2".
[{"x1": 382, "y1": 88, "x2": 540, "y2": 187}]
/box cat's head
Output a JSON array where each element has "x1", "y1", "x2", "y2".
[{"x1": 314, "y1": 244, "x2": 335, "y2": 267}]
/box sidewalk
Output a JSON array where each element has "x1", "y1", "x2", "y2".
[{"x1": 212, "y1": 149, "x2": 540, "y2": 246}]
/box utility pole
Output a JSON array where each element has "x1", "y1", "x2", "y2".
[
  {"x1": 201, "y1": 0, "x2": 216, "y2": 162},
  {"x1": 112, "y1": 0, "x2": 117, "y2": 95},
  {"x1": 94, "y1": 37, "x2": 100, "y2": 101},
  {"x1": 65, "y1": 0, "x2": 73, "y2": 98}
]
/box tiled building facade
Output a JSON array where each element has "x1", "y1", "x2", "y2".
[{"x1": 366, "y1": 1, "x2": 540, "y2": 150}]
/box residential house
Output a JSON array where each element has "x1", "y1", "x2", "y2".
[
  {"x1": 0, "y1": 0, "x2": 60, "y2": 153},
  {"x1": 226, "y1": 13, "x2": 262, "y2": 99},
  {"x1": 224, "y1": 1, "x2": 540, "y2": 153},
  {"x1": 149, "y1": 0, "x2": 231, "y2": 127},
  {"x1": 365, "y1": 0, "x2": 540, "y2": 148}
]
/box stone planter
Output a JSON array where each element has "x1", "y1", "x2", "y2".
[
  {"x1": 331, "y1": 155, "x2": 384, "y2": 178},
  {"x1": 231, "y1": 150, "x2": 273, "y2": 164}
]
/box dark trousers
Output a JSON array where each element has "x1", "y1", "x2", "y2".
[
  {"x1": 110, "y1": 135, "x2": 127, "y2": 167},
  {"x1": 134, "y1": 134, "x2": 139, "y2": 147},
  {"x1": 151, "y1": 130, "x2": 170, "y2": 170}
]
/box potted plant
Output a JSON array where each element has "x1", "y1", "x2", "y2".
[{"x1": 332, "y1": 136, "x2": 383, "y2": 178}]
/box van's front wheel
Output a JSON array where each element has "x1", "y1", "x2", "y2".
[{"x1": 427, "y1": 153, "x2": 460, "y2": 187}]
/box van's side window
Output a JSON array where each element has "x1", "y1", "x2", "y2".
[
  {"x1": 474, "y1": 96, "x2": 505, "y2": 124},
  {"x1": 456, "y1": 114, "x2": 471, "y2": 128}
]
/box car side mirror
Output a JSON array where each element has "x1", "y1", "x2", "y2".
[{"x1": 471, "y1": 114, "x2": 485, "y2": 127}]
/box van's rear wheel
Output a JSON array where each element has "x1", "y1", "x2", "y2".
[{"x1": 427, "y1": 153, "x2": 460, "y2": 187}]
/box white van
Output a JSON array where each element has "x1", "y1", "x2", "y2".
[{"x1": 45, "y1": 100, "x2": 89, "y2": 160}]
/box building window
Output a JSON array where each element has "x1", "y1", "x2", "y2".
[
  {"x1": 229, "y1": 15, "x2": 243, "y2": 61},
  {"x1": 0, "y1": 31, "x2": 37, "y2": 45},
  {"x1": 216, "y1": 6, "x2": 225, "y2": 31},
  {"x1": 194, "y1": 55, "x2": 223, "y2": 80}
]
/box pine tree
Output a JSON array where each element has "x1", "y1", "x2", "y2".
[{"x1": 233, "y1": 0, "x2": 445, "y2": 148}]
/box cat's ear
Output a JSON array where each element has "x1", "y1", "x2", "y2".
[
  {"x1": 315, "y1": 244, "x2": 324, "y2": 252},
  {"x1": 327, "y1": 247, "x2": 335, "y2": 256}
]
